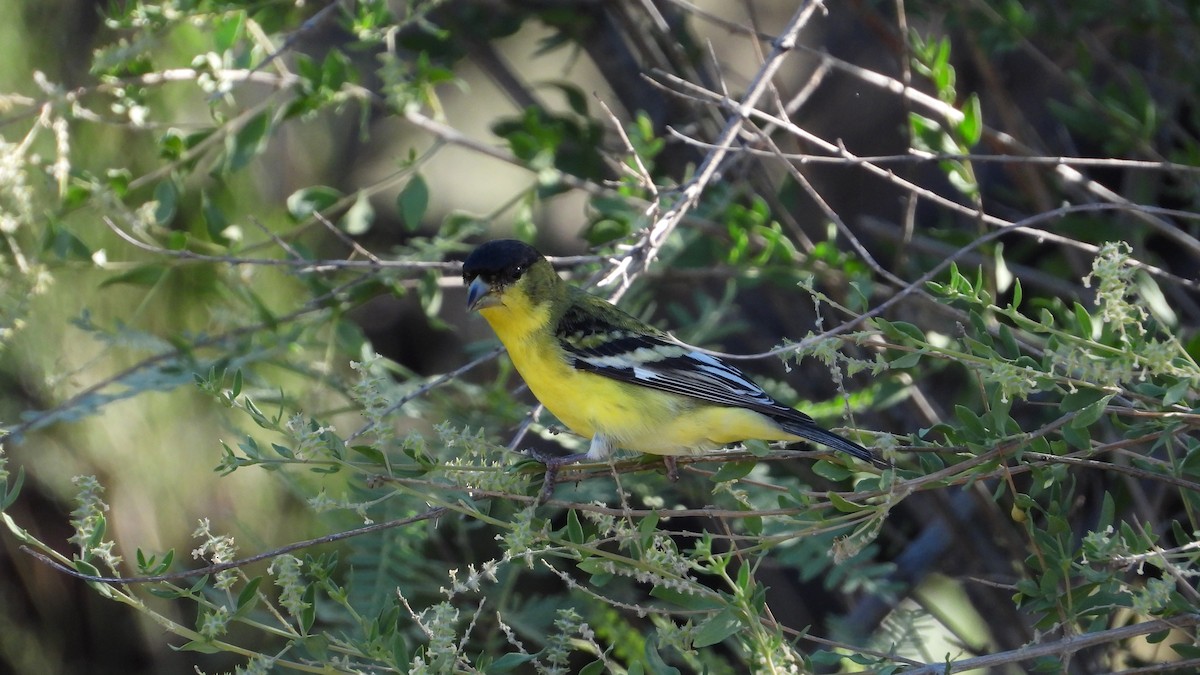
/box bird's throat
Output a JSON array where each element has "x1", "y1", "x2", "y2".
[{"x1": 479, "y1": 299, "x2": 550, "y2": 344}]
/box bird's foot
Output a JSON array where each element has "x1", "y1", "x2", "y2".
[
  {"x1": 664, "y1": 456, "x2": 680, "y2": 482},
  {"x1": 526, "y1": 449, "x2": 589, "y2": 504}
]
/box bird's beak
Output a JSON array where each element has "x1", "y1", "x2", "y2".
[{"x1": 466, "y1": 277, "x2": 499, "y2": 312}]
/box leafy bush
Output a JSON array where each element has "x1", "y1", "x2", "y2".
[{"x1": 1, "y1": 1, "x2": 1198, "y2": 673}]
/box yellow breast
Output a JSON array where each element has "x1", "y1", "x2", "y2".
[
  {"x1": 478, "y1": 298, "x2": 797, "y2": 456},
  {"x1": 481, "y1": 306, "x2": 614, "y2": 437},
  {"x1": 477, "y1": 298, "x2": 666, "y2": 440}
]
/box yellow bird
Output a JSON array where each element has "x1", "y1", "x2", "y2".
[{"x1": 463, "y1": 239, "x2": 881, "y2": 494}]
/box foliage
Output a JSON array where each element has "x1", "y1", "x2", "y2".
[{"x1": 1, "y1": 1, "x2": 1199, "y2": 674}]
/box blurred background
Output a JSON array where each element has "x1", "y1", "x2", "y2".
[{"x1": 1, "y1": 0, "x2": 1198, "y2": 673}]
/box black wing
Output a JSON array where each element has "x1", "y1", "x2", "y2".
[
  {"x1": 554, "y1": 291, "x2": 880, "y2": 465},
  {"x1": 555, "y1": 292, "x2": 808, "y2": 421}
]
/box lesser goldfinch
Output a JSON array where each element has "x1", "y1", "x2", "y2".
[{"x1": 463, "y1": 239, "x2": 882, "y2": 494}]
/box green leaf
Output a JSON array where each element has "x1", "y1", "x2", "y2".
[
  {"x1": 146, "y1": 584, "x2": 185, "y2": 599},
  {"x1": 236, "y1": 576, "x2": 262, "y2": 612},
  {"x1": 1175, "y1": 643, "x2": 1200, "y2": 659},
  {"x1": 1061, "y1": 423, "x2": 1090, "y2": 450},
  {"x1": 890, "y1": 351, "x2": 923, "y2": 369},
  {"x1": 643, "y1": 635, "x2": 682, "y2": 675},
  {"x1": 874, "y1": 319, "x2": 926, "y2": 343},
  {"x1": 100, "y1": 264, "x2": 167, "y2": 288},
  {"x1": 178, "y1": 640, "x2": 222, "y2": 654},
  {"x1": 86, "y1": 515, "x2": 107, "y2": 550},
  {"x1": 1061, "y1": 388, "x2": 1108, "y2": 412},
  {"x1": 998, "y1": 324, "x2": 1020, "y2": 358},
  {"x1": 958, "y1": 93, "x2": 983, "y2": 146},
  {"x1": 42, "y1": 219, "x2": 93, "y2": 260},
  {"x1": 649, "y1": 586, "x2": 722, "y2": 611},
  {"x1": 397, "y1": 174, "x2": 429, "y2": 231},
  {"x1": 812, "y1": 460, "x2": 851, "y2": 482},
  {"x1": 150, "y1": 548, "x2": 174, "y2": 575},
  {"x1": 62, "y1": 177, "x2": 93, "y2": 209},
  {"x1": 390, "y1": 633, "x2": 408, "y2": 669},
  {"x1": 489, "y1": 653, "x2": 537, "y2": 672},
  {"x1": 543, "y1": 81, "x2": 589, "y2": 116},
  {"x1": 947, "y1": 161, "x2": 978, "y2": 197},
  {"x1": 1136, "y1": 270, "x2": 1176, "y2": 327},
  {"x1": 810, "y1": 650, "x2": 846, "y2": 667},
  {"x1": 828, "y1": 491, "x2": 867, "y2": 513},
  {"x1": 583, "y1": 218, "x2": 630, "y2": 246},
  {"x1": 711, "y1": 460, "x2": 756, "y2": 482},
  {"x1": 1073, "y1": 394, "x2": 1113, "y2": 428},
  {"x1": 1180, "y1": 446, "x2": 1200, "y2": 478},
  {"x1": 1162, "y1": 378, "x2": 1191, "y2": 407},
  {"x1": 577, "y1": 557, "x2": 614, "y2": 585},
  {"x1": 287, "y1": 186, "x2": 343, "y2": 221},
  {"x1": 744, "y1": 514, "x2": 762, "y2": 536},
  {"x1": 578, "y1": 660, "x2": 606, "y2": 675},
  {"x1": 350, "y1": 445, "x2": 386, "y2": 466},
  {"x1": 1073, "y1": 303, "x2": 1094, "y2": 338},
  {"x1": 226, "y1": 112, "x2": 271, "y2": 172},
  {"x1": 2, "y1": 467, "x2": 26, "y2": 509},
  {"x1": 848, "y1": 280, "x2": 872, "y2": 312},
  {"x1": 692, "y1": 607, "x2": 742, "y2": 648},
  {"x1": 153, "y1": 179, "x2": 178, "y2": 225},
  {"x1": 213, "y1": 12, "x2": 245, "y2": 53},
  {"x1": 566, "y1": 508, "x2": 584, "y2": 544},
  {"x1": 1146, "y1": 629, "x2": 1170, "y2": 644},
  {"x1": 301, "y1": 635, "x2": 329, "y2": 661},
  {"x1": 638, "y1": 511, "x2": 660, "y2": 543},
  {"x1": 955, "y1": 405, "x2": 987, "y2": 438},
  {"x1": 743, "y1": 439, "x2": 771, "y2": 457},
  {"x1": 105, "y1": 168, "x2": 131, "y2": 196},
  {"x1": 1097, "y1": 492, "x2": 1115, "y2": 532},
  {"x1": 201, "y1": 190, "x2": 229, "y2": 242},
  {"x1": 341, "y1": 191, "x2": 375, "y2": 235},
  {"x1": 301, "y1": 584, "x2": 317, "y2": 631}
]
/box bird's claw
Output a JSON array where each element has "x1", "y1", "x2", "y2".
[
  {"x1": 525, "y1": 449, "x2": 588, "y2": 505},
  {"x1": 664, "y1": 456, "x2": 679, "y2": 482},
  {"x1": 539, "y1": 460, "x2": 562, "y2": 504}
]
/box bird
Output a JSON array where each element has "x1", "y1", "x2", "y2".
[{"x1": 462, "y1": 239, "x2": 883, "y2": 499}]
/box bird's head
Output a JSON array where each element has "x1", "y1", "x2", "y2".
[{"x1": 463, "y1": 239, "x2": 554, "y2": 316}]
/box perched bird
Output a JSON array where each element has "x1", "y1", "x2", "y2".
[{"x1": 463, "y1": 239, "x2": 882, "y2": 497}]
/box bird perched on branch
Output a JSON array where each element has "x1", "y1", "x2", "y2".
[{"x1": 462, "y1": 239, "x2": 882, "y2": 500}]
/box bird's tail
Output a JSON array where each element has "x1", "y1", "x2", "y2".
[{"x1": 778, "y1": 419, "x2": 887, "y2": 468}]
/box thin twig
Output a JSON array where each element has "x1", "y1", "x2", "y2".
[
  {"x1": 21, "y1": 506, "x2": 448, "y2": 585},
  {"x1": 102, "y1": 217, "x2": 458, "y2": 272},
  {"x1": 652, "y1": 71, "x2": 1200, "y2": 292},
  {"x1": 345, "y1": 346, "x2": 503, "y2": 443},
  {"x1": 598, "y1": 1, "x2": 826, "y2": 299},
  {"x1": 902, "y1": 614, "x2": 1200, "y2": 674}
]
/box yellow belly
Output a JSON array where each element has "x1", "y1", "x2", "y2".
[{"x1": 481, "y1": 306, "x2": 794, "y2": 455}]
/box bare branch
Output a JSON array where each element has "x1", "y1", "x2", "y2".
[{"x1": 903, "y1": 614, "x2": 1200, "y2": 674}]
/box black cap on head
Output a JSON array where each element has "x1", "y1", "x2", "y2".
[{"x1": 462, "y1": 239, "x2": 543, "y2": 285}]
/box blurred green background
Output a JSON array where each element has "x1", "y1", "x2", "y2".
[{"x1": 2, "y1": 1, "x2": 1199, "y2": 673}]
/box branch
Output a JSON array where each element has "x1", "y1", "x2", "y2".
[
  {"x1": 903, "y1": 614, "x2": 1200, "y2": 674},
  {"x1": 599, "y1": 1, "x2": 826, "y2": 299},
  {"x1": 653, "y1": 71, "x2": 1200, "y2": 292},
  {"x1": 21, "y1": 506, "x2": 448, "y2": 585}
]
